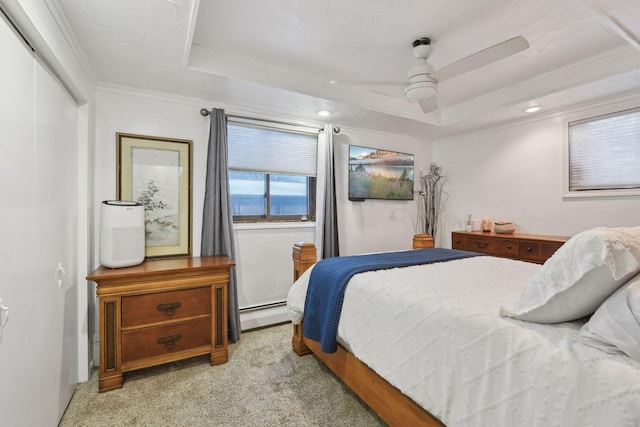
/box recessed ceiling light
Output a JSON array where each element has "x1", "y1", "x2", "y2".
[
  {"x1": 524, "y1": 105, "x2": 540, "y2": 113},
  {"x1": 316, "y1": 109, "x2": 332, "y2": 117}
]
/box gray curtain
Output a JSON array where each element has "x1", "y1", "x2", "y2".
[
  {"x1": 322, "y1": 126, "x2": 339, "y2": 258},
  {"x1": 201, "y1": 108, "x2": 240, "y2": 343}
]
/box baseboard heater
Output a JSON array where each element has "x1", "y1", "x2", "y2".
[{"x1": 239, "y1": 301, "x2": 286, "y2": 313}]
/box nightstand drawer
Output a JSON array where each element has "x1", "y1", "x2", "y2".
[
  {"x1": 88, "y1": 256, "x2": 233, "y2": 392},
  {"x1": 453, "y1": 234, "x2": 519, "y2": 258},
  {"x1": 121, "y1": 317, "x2": 211, "y2": 364},
  {"x1": 122, "y1": 287, "x2": 211, "y2": 327}
]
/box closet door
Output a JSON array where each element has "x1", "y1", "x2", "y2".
[
  {"x1": 0, "y1": 14, "x2": 78, "y2": 427},
  {"x1": 34, "y1": 62, "x2": 79, "y2": 422}
]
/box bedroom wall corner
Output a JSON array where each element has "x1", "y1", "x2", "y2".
[{"x1": 433, "y1": 97, "x2": 640, "y2": 248}]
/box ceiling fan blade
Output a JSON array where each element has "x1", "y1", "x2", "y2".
[
  {"x1": 417, "y1": 96, "x2": 438, "y2": 113},
  {"x1": 433, "y1": 36, "x2": 529, "y2": 81},
  {"x1": 330, "y1": 79, "x2": 405, "y2": 86}
]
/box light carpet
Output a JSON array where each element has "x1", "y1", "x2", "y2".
[{"x1": 60, "y1": 323, "x2": 386, "y2": 426}]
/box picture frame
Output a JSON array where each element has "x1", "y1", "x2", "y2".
[{"x1": 116, "y1": 133, "x2": 192, "y2": 258}]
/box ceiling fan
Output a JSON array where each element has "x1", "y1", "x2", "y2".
[{"x1": 330, "y1": 36, "x2": 529, "y2": 113}]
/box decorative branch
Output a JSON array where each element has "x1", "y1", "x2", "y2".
[{"x1": 415, "y1": 163, "x2": 447, "y2": 241}]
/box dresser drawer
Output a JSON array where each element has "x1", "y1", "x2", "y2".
[
  {"x1": 540, "y1": 241, "x2": 564, "y2": 263},
  {"x1": 519, "y1": 241, "x2": 541, "y2": 262},
  {"x1": 453, "y1": 234, "x2": 519, "y2": 258},
  {"x1": 121, "y1": 317, "x2": 211, "y2": 364},
  {"x1": 452, "y1": 233, "x2": 479, "y2": 251},
  {"x1": 122, "y1": 287, "x2": 211, "y2": 327},
  {"x1": 452, "y1": 231, "x2": 569, "y2": 265},
  {"x1": 520, "y1": 241, "x2": 564, "y2": 263}
]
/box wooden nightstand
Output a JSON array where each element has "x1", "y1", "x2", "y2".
[
  {"x1": 87, "y1": 256, "x2": 235, "y2": 392},
  {"x1": 452, "y1": 230, "x2": 569, "y2": 264}
]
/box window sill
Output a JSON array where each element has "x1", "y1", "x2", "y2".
[
  {"x1": 563, "y1": 188, "x2": 640, "y2": 199},
  {"x1": 233, "y1": 222, "x2": 316, "y2": 231}
]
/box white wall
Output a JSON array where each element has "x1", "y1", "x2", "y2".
[
  {"x1": 434, "y1": 97, "x2": 640, "y2": 249},
  {"x1": 334, "y1": 128, "x2": 433, "y2": 255},
  {"x1": 234, "y1": 223, "x2": 314, "y2": 330},
  {"x1": 94, "y1": 88, "x2": 209, "y2": 262}
]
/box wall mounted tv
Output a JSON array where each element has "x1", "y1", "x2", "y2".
[{"x1": 348, "y1": 145, "x2": 414, "y2": 201}]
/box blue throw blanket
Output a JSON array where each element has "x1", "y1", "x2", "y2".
[{"x1": 302, "y1": 248, "x2": 482, "y2": 353}]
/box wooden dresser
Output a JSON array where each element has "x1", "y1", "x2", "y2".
[
  {"x1": 451, "y1": 230, "x2": 569, "y2": 264},
  {"x1": 87, "y1": 256, "x2": 235, "y2": 392}
]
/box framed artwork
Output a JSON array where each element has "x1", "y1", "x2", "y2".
[{"x1": 116, "y1": 133, "x2": 192, "y2": 258}]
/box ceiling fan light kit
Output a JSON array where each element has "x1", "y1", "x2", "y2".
[
  {"x1": 405, "y1": 48, "x2": 437, "y2": 100},
  {"x1": 404, "y1": 79, "x2": 437, "y2": 100}
]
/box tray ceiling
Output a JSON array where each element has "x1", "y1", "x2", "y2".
[{"x1": 56, "y1": 0, "x2": 640, "y2": 138}]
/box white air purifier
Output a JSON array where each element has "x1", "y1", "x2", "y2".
[{"x1": 100, "y1": 200, "x2": 145, "y2": 268}]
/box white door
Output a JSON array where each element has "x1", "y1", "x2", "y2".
[{"x1": 0, "y1": 13, "x2": 79, "y2": 426}]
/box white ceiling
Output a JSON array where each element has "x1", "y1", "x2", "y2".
[{"x1": 56, "y1": 0, "x2": 640, "y2": 138}]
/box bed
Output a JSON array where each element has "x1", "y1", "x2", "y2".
[{"x1": 286, "y1": 228, "x2": 640, "y2": 426}]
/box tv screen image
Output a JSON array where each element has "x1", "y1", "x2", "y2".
[{"x1": 348, "y1": 145, "x2": 414, "y2": 201}]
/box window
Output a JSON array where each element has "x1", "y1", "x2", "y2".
[
  {"x1": 567, "y1": 107, "x2": 640, "y2": 196},
  {"x1": 227, "y1": 120, "x2": 318, "y2": 222},
  {"x1": 228, "y1": 171, "x2": 315, "y2": 220}
]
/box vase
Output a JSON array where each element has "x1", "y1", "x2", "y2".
[{"x1": 413, "y1": 234, "x2": 434, "y2": 249}]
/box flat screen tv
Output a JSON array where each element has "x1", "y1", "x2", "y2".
[{"x1": 348, "y1": 145, "x2": 414, "y2": 201}]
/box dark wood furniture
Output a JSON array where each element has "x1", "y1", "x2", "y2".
[
  {"x1": 87, "y1": 256, "x2": 234, "y2": 392},
  {"x1": 291, "y1": 241, "x2": 444, "y2": 427},
  {"x1": 451, "y1": 230, "x2": 569, "y2": 263}
]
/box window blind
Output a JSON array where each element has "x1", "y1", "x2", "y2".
[
  {"x1": 568, "y1": 108, "x2": 640, "y2": 191},
  {"x1": 228, "y1": 122, "x2": 318, "y2": 176}
]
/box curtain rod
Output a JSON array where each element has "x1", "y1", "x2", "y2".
[{"x1": 200, "y1": 108, "x2": 323, "y2": 132}]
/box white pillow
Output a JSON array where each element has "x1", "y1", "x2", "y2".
[
  {"x1": 579, "y1": 273, "x2": 640, "y2": 361},
  {"x1": 500, "y1": 227, "x2": 640, "y2": 323}
]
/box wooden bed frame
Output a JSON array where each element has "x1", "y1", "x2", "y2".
[{"x1": 291, "y1": 239, "x2": 444, "y2": 427}]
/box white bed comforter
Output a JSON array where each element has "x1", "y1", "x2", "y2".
[{"x1": 287, "y1": 255, "x2": 640, "y2": 427}]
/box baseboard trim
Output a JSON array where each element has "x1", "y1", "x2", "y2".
[{"x1": 240, "y1": 305, "x2": 289, "y2": 331}]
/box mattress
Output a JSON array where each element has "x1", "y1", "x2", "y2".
[{"x1": 287, "y1": 255, "x2": 640, "y2": 427}]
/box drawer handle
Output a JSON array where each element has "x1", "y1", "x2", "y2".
[
  {"x1": 525, "y1": 246, "x2": 532, "y2": 252},
  {"x1": 475, "y1": 242, "x2": 488, "y2": 249},
  {"x1": 506, "y1": 244, "x2": 512, "y2": 249},
  {"x1": 157, "y1": 334, "x2": 182, "y2": 350},
  {"x1": 456, "y1": 239, "x2": 460, "y2": 244},
  {"x1": 157, "y1": 301, "x2": 182, "y2": 316}
]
